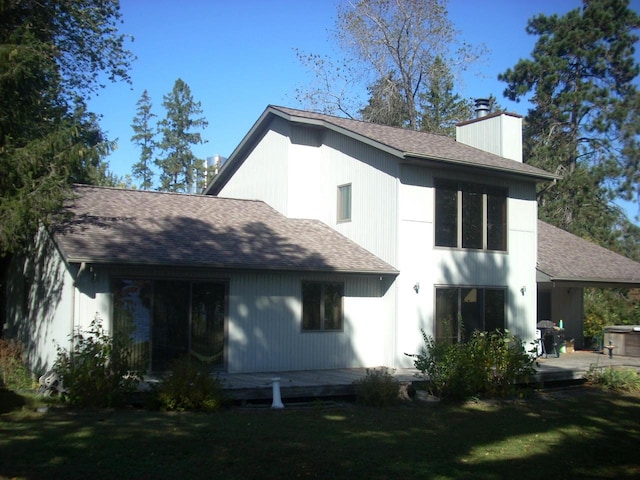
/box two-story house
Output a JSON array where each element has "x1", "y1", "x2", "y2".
[{"x1": 5, "y1": 104, "x2": 640, "y2": 375}]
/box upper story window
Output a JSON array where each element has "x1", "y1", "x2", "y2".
[
  {"x1": 435, "y1": 180, "x2": 507, "y2": 251},
  {"x1": 302, "y1": 282, "x2": 344, "y2": 331},
  {"x1": 337, "y1": 183, "x2": 352, "y2": 222}
]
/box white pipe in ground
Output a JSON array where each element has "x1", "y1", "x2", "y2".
[{"x1": 271, "y1": 377, "x2": 284, "y2": 409}]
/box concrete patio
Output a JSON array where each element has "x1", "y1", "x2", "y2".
[{"x1": 218, "y1": 350, "x2": 640, "y2": 402}]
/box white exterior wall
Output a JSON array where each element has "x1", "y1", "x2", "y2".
[
  {"x1": 215, "y1": 117, "x2": 539, "y2": 371},
  {"x1": 226, "y1": 272, "x2": 392, "y2": 373},
  {"x1": 456, "y1": 114, "x2": 523, "y2": 163},
  {"x1": 218, "y1": 116, "x2": 292, "y2": 213},
  {"x1": 4, "y1": 233, "x2": 110, "y2": 373},
  {"x1": 395, "y1": 166, "x2": 539, "y2": 367},
  {"x1": 218, "y1": 124, "x2": 402, "y2": 369}
]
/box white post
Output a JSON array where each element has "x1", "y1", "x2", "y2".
[{"x1": 271, "y1": 377, "x2": 284, "y2": 409}]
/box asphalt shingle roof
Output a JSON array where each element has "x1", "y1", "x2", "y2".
[
  {"x1": 269, "y1": 106, "x2": 556, "y2": 180},
  {"x1": 52, "y1": 185, "x2": 398, "y2": 275},
  {"x1": 537, "y1": 220, "x2": 640, "y2": 284}
]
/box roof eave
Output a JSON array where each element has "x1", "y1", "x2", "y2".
[
  {"x1": 403, "y1": 153, "x2": 559, "y2": 182},
  {"x1": 64, "y1": 257, "x2": 399, "y2": 277},
  {"x1": 537, "y1": 272, "x2": 640, "y2": 288}
]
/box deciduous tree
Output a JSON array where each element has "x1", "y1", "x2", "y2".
[{"x1": 297, "y1": 0, "x2": 484, "y2": 130}]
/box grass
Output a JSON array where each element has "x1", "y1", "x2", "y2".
[{"x1": 1, "y1": 387, "x2": 640, "y2": 479}]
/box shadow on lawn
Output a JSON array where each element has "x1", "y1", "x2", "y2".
[{"x1": 1, "y1": 389, "x2": 639, "y2": 479}]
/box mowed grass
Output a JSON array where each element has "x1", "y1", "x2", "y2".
[{"x1": 1, "y1": 388, "x2": 639, "y2": 480}]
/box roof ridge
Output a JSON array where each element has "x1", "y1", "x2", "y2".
[
  {"x1": 71, "y1": 184, "x2": 268, "y2": 205},
  {"x1": 269, "y1": 105, "x2": 451, "y2": 139}
]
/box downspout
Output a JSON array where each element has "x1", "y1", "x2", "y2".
[{"x1": 71, "y1": 262, "x2": 87, "y2": 351}]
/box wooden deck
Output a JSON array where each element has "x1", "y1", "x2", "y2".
[{"x1": 218, "y1": 351, "x2": 640, "y2": 403}]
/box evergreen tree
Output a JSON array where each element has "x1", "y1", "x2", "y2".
[
  {"x1": 156, "y1": 79, "x2": 208, "y2": 193},
  {"x1": 499, "y1": 0, "x2": 640, "y2": 247},
  {"x1": 420, "y1": 57, "x2": 474, "y2": 136},
  {"x1": 0, "y1": 0, "x2": 133, "y2": 256},
  {"x1": 360, "y1": 74, "x2": 410, "y2": 127},
  {"x1": 131, "y1": 90, "x2": 156, "y2": 190}
]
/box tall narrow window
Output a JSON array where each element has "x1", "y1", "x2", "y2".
[
  {"x1": 337, "y1": 184, "x2": 352, "y2": 222},
  {"x1": 487, "y1": 191, "x2": 507, "y2": 251},
  {"x1": 302, "y1": 282, "x2": 343, "y2": 331},
  {"x1": 435, "y1": 184, "x2": 457, "y2": 247}
]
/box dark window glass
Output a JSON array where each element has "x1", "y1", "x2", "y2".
[
  {"x1": 323, "y1": 283, "x2": 343, "y2": 330},
  {"x1": 302, "y1": 282, "x2": 343, "y2": 331},
  {"x1": 435, "y1": 287, "x2": 506, "y2": 343},
  {"x1": 484, "y1": 289, "x2": 506, "y2": 332},
  {"x1": 435, "y1": 187, "x2": 458, "y2": 247},
  {"x1": 113, "y1": 279, "x2": 227, "y2": 372},
  {"x1": 112, "y1": 279, "x2": 152, "y2": 371},
  {"x1": 152, "y1": 280, "x2": 190, "y2": 372},
  {"x1": 302, "y1": 283, "x2": 322, "y2": 330},
  {"x1": 461, "y1": 288, "x2": 482, "y2": 340},
  {"x1": 435, "y1": 288, "x2": 458, "y2": 343},
  {"x1": 487, "y1": 192, "x2": 507, "y2": 251},
  {"x1": 191, "y1": 282, "x2": 226, "y2": 368},
  {"x1": 462, "y1": 187, "x2": 483, "y2": 249}
]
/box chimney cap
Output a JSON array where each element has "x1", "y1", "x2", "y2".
[{"x1": 474, "y1": 98, "x2": 490, "y2": 118}]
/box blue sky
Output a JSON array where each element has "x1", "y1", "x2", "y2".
[{"x1": 88, "y1": 0, "x2": 639, "y2": 220}]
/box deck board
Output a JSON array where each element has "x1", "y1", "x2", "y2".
[{"x1": 216, "y1": 351, "x2": 640, "y2": 402}]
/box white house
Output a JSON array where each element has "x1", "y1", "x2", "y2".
[{"x1": 4, "y1": 104, "x2": 640, "y2": 375}]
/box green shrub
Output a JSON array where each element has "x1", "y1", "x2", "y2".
[
  {"x1": 584, "y1": 365, "x2": 640, "y2": 392},
  {"x1": 153, "y1": 356, "x2": 224, "y2": 411},
  {"x1": 54, "y1": 315, "x2": 139, "y2": 408},
  {"x1": 355, "y1": 367, "x2": 400, "y2": 407},
  {"x1": 411, "y1": 329, "x2": 536, "y2": 400},
  {"x1": 0, "y1": 338, "x2": 34, "y2": 391}
]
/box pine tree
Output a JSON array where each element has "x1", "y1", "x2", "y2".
[
  {"x1": 499, "y1": 0, "x2": 640, "y2": 247},
  {"x1": 420, "y1": 57, "x2": 474, "y2": 136},
  {"x1": 155, "y1": 79, "x2": 208, "y2": 193},
  {"x1": 131, "y1": 90, "x2": 156, "y2": 190}
]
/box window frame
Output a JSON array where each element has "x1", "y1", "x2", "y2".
[
  {"x1": 434, "y1": 286, "x2": 507, "y2": 343},
  {"x1": 301, "y1": 281, "x2": 344, "y2": 332},
  {"x1": 337, "y1": 183, "x2": 352, "y2": 223},
  {"x1": 434, "y1": 180, "x2": 508, "y2": 251}
]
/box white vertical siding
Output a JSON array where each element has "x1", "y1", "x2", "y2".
[
  {"x1": 218, "y1": 117, "x2": 291, "y2": 214},
  {"x1": 6, "y1": 233, "x2": 76, "y2": 373},
  {"x1": 394, "y1": 166, "x2": 540, "y2": 365},
  {"x1": 226, "y1": 272, "x2": 393, "y2": 373},
  {"x1": 456, "y1": 114, "x2": 523, "y2": 163}
]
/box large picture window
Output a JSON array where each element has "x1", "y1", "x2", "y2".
[
  {"x1": 435, "y1": 180, "x2": 507, "y2": 251},
  {"x1": 113, "y1": 278, "x2": 226, "y2": 372},
  {"x1": 435, "y1": 287, "x2": 506, "y2": 343},
  {"x1": 302, "y1": 282, "x2": 343, "y2": 331}
]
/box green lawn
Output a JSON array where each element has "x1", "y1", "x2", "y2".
[{"x1": 1, "y1": 388, "x2": 639, "y2": 480}]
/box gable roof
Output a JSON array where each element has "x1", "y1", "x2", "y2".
[
  {"x1": 51, "y1": 185, "x2": 398, "y2": 275},
  {"x1": 206, "y1": 105, "x2": 557, "y2": 195},
  {"x1": 537, "y1": 220, "x2": 640, "y2": 287}
]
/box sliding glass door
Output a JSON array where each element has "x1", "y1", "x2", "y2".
[{"x1": 113, "y1": 278, "x2": 227, "y2": 372}]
